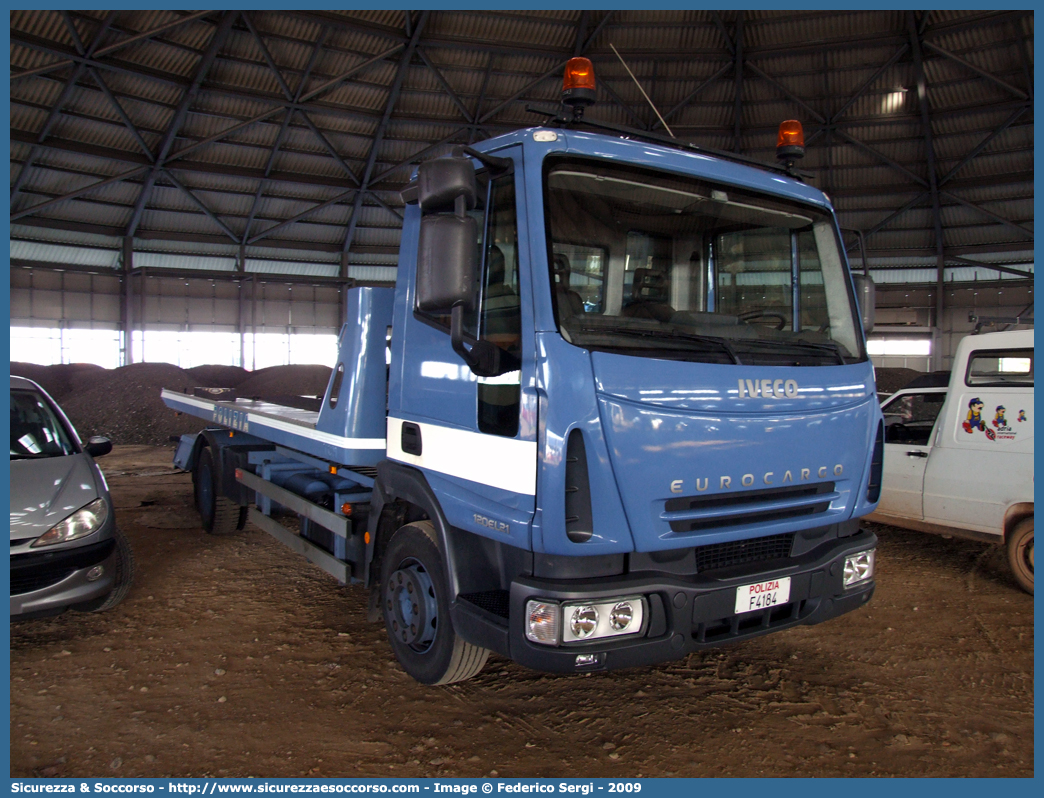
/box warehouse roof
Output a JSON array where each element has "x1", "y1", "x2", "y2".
[{"x1": 10, "y1": 9, "x2": 1034, "y2": 283}]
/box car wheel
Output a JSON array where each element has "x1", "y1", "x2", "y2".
[
  {"x1": 1006, "y1": 517, "x2": 1033, "y2": 594},
  {"x1": 193, "y1": 446, "x2": 244, "y2": 535},
  {"x1": 86, "y1": 528, "x2": 135, "y2": 613},
  {"x1": 380, "y1": 521, "x2": 489, "y2": 685}
]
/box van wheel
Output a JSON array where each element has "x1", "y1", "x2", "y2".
[
  {"x1": 1006, "y1": 517, "x2": 1033, "y2": 594},
  {"x1": 194, "y1": 446, "x2": 244, "y2": 535},
  {"x1": 380, "y1": 521, "x2": 489, "y2": 685},
  {"x1": 80, "y1": 528, "x2": 135, "y2": 613}
]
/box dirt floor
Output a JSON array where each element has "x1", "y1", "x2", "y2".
[{"x1": 10, "y1": 446, "x2": 1034, "y2": 778}]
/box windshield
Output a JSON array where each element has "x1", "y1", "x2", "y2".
[
  {"x1": 10, "y1": 389, "x2": 77, "y2": 459},
  {"x1": 544, "y1": 157, "x2": 865, "y2": 366}
]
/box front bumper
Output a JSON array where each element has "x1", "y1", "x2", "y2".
[
  {"x1": 10, "y1": 538, "x2": 118, "y2": 619},
  {"x1": 505, "y1": 529, "x2": 876, "y2": 673}
]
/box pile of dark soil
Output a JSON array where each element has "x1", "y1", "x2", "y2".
[
  {"x1": 13, "y1": 361, "x2": 334, "y2": 446},
  {"x1": 185, "y1": 364, "x2": 250, "y2": 388},
  {"x1": 237, "y1": 365, "x2": 332, "y2": 398},
  {"x1": 59, "y1": 363, "x2": 205, "y2": 446},
  {"x1": 11, "y1": 362, "x2": 106, "y2": 402},
  {"x1": 875, "y1": 367, "x2": 923, "y2": 394}
]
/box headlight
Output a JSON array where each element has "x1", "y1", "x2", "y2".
[
  {"x1": 843, "y1": 549, "x2": 875, "y2": 588},
  {"x1": 526, "y1": 596, "x2": 646, "y2": 646},
  {"x1": 31, "y1": 498, "x2": 109, "y2": 548},
  {"x1": 569, "y1": 605, "x2": 599, "y2": 639}
]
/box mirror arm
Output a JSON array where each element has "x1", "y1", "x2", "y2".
[{"x1": 450, "y1": 303, "x2": 519, "y2": 378}]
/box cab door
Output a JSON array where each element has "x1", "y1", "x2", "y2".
[
  {"x1": 390, "y1": 146, "x2": 537, "y2": 550},
  {"x1": 877, "y1": 390, "x2": 946, "y2": 519}
]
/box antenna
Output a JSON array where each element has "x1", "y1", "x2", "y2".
[{"x1": 609, "y1": 43, "x2": 675, "y2": 138}]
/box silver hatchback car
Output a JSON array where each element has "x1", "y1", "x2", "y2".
[{"x1": 10, "y1": 375, "x2": 134, "y2": 619}]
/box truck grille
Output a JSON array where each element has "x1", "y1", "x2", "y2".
[
  {"x1": 459, "y1": 590, "x2": 510, "y2": 619},
  {"x1": 695, "y1": 599, "x2": 814, "y2": 643},
  {"x1": 693, "y1": 532, "x2": 795, "y2": 573},
  {"x1": 663, "y1": 482, "x2": 835, "y2": 533}
]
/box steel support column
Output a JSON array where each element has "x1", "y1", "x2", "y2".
[
  {"x1": 733, "y1": 12, "x2": 744, "y2": 153},
  {"x1": 121, "y1": 236, "x2": 133, "y2": 365},
  {"x1": 908, "y1": 12, "x2": 946, "y2": 325}
]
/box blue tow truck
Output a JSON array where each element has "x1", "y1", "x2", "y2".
[{"x1": 163, "y1": 59, "x2": 883, "y2": 685}]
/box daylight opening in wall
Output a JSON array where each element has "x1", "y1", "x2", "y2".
[
  {"x1": 866, "y1": 337, "x2": 931, "y2": 357},
  {"x1": 11, "y1": 327, "x2": 122, "y2": 369},
  {"x1": 12, "y1": 328, "x2": 339, "y2": 371}
]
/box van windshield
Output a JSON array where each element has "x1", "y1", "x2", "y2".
[
  {"x1": 544, "y1": 156, "x2": 865, "y2": 366},
  {"x1": 10, "y1": 389, "x2": 76, "y2": 459}
]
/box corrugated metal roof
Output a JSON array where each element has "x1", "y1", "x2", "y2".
[
  {"x1": 134, "y1": 251, "x2": 237, "y2": 271},
  {"x1": 11, "y1": 240, "x2": 120, "y2": 268},
  {"x1": 247, "y1": 259, "x2": 339, "y2": 277},
  {"x1": 9, "y1": 9, "x2": 1034, "y2": 290}
]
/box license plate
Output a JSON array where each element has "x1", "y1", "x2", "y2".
[{"x1": 734, "y1": 577, "x2": 791, "y2": 615}]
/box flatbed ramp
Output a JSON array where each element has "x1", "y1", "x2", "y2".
[{"x1": 160, "y1": 389, "x2": 386, "y2": 466}]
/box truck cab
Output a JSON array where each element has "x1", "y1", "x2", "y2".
[
  {"x1": 378, "y1": 121, "x2": 882, "y2": 679},
  {"x1": 165, "y1": 77, "x2": 885, "y2": 684},
  {"x1": 871, "y1": 329, "x2": 1034, "y2": 592}
]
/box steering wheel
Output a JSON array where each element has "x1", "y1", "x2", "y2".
[{"x1": 739, "y1": 310, "x2": 787, "y2": 331}]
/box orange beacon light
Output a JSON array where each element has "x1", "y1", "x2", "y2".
[
  {"x1": 776, "y1": 119, "x2": 805, "y2": 163},
  {"x1": 562, "y1": 56, "x2": 597, "y2": 110}
]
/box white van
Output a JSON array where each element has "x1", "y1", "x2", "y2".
[{"x1": 870, "y1": 329, "x2": 1033, "y2": 593}]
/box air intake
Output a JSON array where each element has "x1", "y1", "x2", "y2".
[
  {"x1": 867, "y1": 421, "x2": 884, "y2": 503},
  {"x1": 564, "y1": 429, "x2": 593, "y2": 543}
]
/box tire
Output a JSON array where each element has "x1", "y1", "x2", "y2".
[
  {"x1": 81, "y1": 528, "x2": 135, "y2": 613},
  {"x1": 1006, "y1": 517, "x2": 1033, "y2": 594},
  {"x1": 380, "y1": 521, "x2": 489, "y2": 685},
  {"x1": 193, "y1": 446, "x2": 243, "y2": 535}
]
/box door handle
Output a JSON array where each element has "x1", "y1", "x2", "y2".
[{"x1": 905, "y1": 450, "x2": 928, "y2": 458}]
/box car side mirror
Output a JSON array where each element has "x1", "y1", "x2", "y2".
[
  {"x1": 853, "y1": 274, "x2": 875, "y2": 334},
  {"x1": 85, "y1": 436, "x2": 112, "y2": 458}
]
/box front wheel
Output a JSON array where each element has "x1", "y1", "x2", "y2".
[
  {"x1": 78, "y1": 528, "x2": 135, "y2": 613},
  {"x1": 380, "y1": 521, "x2": 489, "y2": 685},
  {"x1": 1006, "y1": 517, "x2": 1033, "y2": 594}
]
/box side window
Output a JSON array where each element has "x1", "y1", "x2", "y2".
[
  {"x1": 966, "y1": 348, "x2": 1033, "y2": 387},
  {"x1": 478, "y1": 175, "x2": 522, "y2": 438},
  {"x1": 479, "y1": 177, "x2": 521, "y2": 358},
  {"x1": 882, "y1": 392, "x2": 945, "y2": 445},
  {"x1": 328, "y1": 363, "x2": 345, "y2": 408}
]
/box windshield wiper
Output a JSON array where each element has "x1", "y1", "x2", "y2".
[
  {"x1": 576, "y1": 322, "x2": 742, "y2": 364},
  {"x1": 10, "y1": 452, "x2": 51, "y2": 460},
  {"x1": 734, "y1": 338, "x2": 847, "y2": 365}
]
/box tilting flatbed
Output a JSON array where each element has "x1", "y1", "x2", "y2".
[{"x1": 161, "y1": 389, "x2": 385, "y2": 466}]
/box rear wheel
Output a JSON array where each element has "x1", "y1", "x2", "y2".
[
  {"x1": 380, "y1": 521, "x2": 489, "y2": 685},
  {"x1": 1006, "y1": 517, "x2": 1033, "y2": 594},
  {"x1": 194, "y1": 446, "x2": 244, "y2": 535}
]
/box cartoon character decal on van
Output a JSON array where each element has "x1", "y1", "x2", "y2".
[
  {"x1": 962, "y1": 398, "x2": 996, "y2": 440},
  {"x1": 992, "y1": 405, "x2": 1007, "y2": 427},
  {"x1": 960, "y1": 398, "x2": 1027, "y2": 443}
]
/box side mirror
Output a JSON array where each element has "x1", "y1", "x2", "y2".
[
  {"x1": 853, "y1": 274, "x2": 875, "y2": 334},
  {"x1": 418, "y1": 155, "x2": 477, "y2": 214},
  {"x1": 85, "y1": 436, "x2": 112, "y2": 458},
  {"x1": 416, "y1": 214, "x2": 478, "y2": 312}
]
